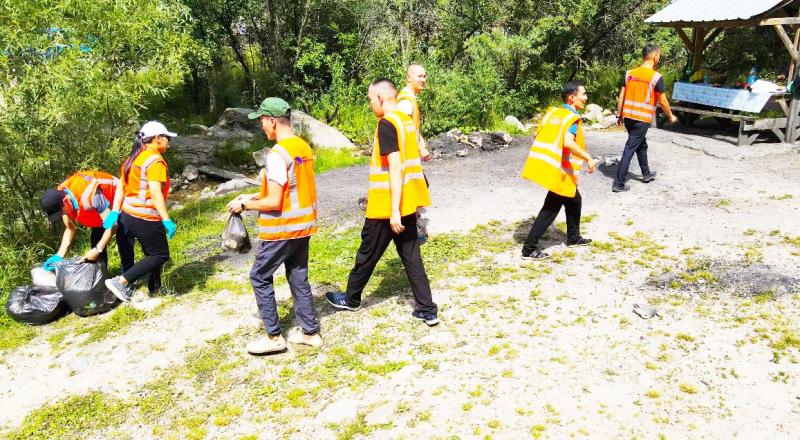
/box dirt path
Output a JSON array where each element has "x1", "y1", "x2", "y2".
[{"x1": 1, "y1": 129, "x2": 799, "y2": 438}]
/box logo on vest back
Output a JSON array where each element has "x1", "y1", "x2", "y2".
[{"x1": 294, "y1": 156, "x2": 311, "y2": 165}]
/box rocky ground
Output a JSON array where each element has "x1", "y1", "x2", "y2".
[{"x1": 1, "y1": 126, "x2": 799, "y2": 440}]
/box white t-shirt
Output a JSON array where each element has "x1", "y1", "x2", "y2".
[
  {"x1": 397, "y1": 98, "x2": 414, "y2": 117},
  {"x1": 266, "y1": 151, "x2": 288, "y2": 186}
]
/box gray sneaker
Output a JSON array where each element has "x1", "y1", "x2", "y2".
[{"x1": 105, "y1": 276, "x2": 133, "y2": 302}]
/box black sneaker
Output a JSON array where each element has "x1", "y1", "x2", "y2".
[
  {"x1": 567, "y1": 238, "x2": 592, "y2": 247},
  {"x1": 642, "y1": 172, "x2": 657, "y2": 183},
  {"x1": 412, "y1": 310, "x2": 439, "y2": 326},
  {"x1": 325, "y1": 292, "x2": 361, "y2": 311},
  {"x1": 105, "y1": 276, "x2": 133, "y2": 302},
  {"x1": 612, "y1": 184, "x2": 630, "y2": 193},
  {"x1": 521, "y1": 249, "x2": 550, "y2": 260}
]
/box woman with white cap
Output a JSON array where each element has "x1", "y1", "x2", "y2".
[{"x1": 105, "y1": 121, "x2": 177, "y2": 301}]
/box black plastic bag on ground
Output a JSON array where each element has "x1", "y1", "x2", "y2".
[
  {"x1": 222, "y1": 213, "x2": 251, "y2": 253},
  {"x1": 56, "y1": 259, "x2": 118, "y2": 317},
  {"x1": 6, "y1": 285, "x2": 68, "y2": 325}
]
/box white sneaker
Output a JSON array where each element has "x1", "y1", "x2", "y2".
[
  {"x1": 288, "y1": 332, "x2": 322, "y2": 348},
  {"x1": 246, "y1": 335, "x2": 287, "y2": 355}
]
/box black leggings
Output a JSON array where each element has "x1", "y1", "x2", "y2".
[
  {"x1": 120, "y1": 213, "x2": 170, "y2": 293},
  {"x1": 89, "y1": 221, "x2": 135, "y2": 272}
]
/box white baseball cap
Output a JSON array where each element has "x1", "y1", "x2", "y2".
[{"x1": 139, "y1": 121, "x2": 177, "y2": 138}]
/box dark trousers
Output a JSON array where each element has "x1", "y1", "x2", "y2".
[
  {"x1": 89, "y1": 221, "x2": 135, "y2": 272},
  {"x1": 522, "y1": 190, "x2": 582, "y2": 253},
  {"x1": 120, "y1": 212, "x2": 170, "y2": 293},
  {"x1": 249, "y1": 237, "x2": 320, "y2": 336},
  {"x1": 345, "y1": 214, "x2": 437, "y2": 314},
  {"x1": 614, "y1": 118, "x2": 652, "y2": 187}
]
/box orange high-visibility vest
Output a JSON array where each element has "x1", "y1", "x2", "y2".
[
  {"x1": 621, "y1": 66, "x2": 662, "y2": 123},
  {"x1": 521, "y1": 107, "x2": 586, "y2": 198},
  {"x1": 397, "y1": 87, "x2": 421, "y2": 130},
  {"x1": 121, "y1": 147, "x2": 170, "y2": 221},
  {"x1": 59, "y1": 171, "x2": 119, "y2": 228},
  {"x1": 257, "y1": 136, "x2": 318, "y2": 241},
  {"x1": 366, "y1": 110, "x2": 431, "y2": 219}
]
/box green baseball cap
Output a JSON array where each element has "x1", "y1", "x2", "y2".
[{"x1": 248, "y1": 97, "x2": 291, "y2": 119}]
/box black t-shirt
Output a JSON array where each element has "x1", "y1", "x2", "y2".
[
  {"x1": 378, "y1": 118, "x2": 399, "y2": 156},
  {"x1": 620, "y1": 73, "x2": 666, "y2": 93}
]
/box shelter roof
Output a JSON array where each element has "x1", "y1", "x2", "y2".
[{"x1": 645, "y1": 0, "x2": 797, "y2": 27}]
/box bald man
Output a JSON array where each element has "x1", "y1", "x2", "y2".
[
  {"x1": 398, "y1": 64, "x2": 430, "y2": 160},
  {"x1": 327, "y1": 78, "x2": 439, "y2": 326}
]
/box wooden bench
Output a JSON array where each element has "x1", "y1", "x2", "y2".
[{"x1": 671, "y1": 105, "x2": 787, "y2": 146}]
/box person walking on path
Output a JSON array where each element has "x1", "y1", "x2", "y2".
[
  {"x1": 326, "y1": 79, "x2": 439, "y2": 326},
  {"x1": 398, "y1": 63, "x2": 431, "y2": 160},
  {"x1": 227, "y1": 97, "x2": 321, "y2": 355},
  {"x1": 39, "y1": 171, "x2": 134, "y2": 272},
  {"x1": 105, "y1": 121, "x2": 177, "y2": 301},
  {"x1": 520, "y1": 81, "x2": 597, "y2": 260},
  {"x1": 612, "y1": 43, "x2": 678, "y2": 192}
]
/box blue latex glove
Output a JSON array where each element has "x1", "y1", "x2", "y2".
[
  {"x1": 43, "y1": 254, "x2": 64, "y2": 271},
  {"x1": 103, "y1": 210, "x2": 120, "y2": 230},
  {"x1": 162, "y1": 219, "x2": 177, "y2": 240}
]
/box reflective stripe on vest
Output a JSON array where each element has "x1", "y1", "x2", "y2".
[
  {"x1": 621, "y1": 67, "x2": 662, "y2": 123},
  {"x1": 59, "y1": 171, "x2": 118, "y2": 228},
  {"x1": 520, "y1": 107, "x2": 586, "y2": 198},
  {"x1": 122, "y1": 151, "x2": 168, "y2": 221},
  {"x1": 257, "y1": 138, "x2": 318, "y2": 241},
  {"x1": 398, "y1": 88, "x2": 421, "y2": 130},
  {"x1": 365, "y1": 110, "x2": 431, "y2": 219}
]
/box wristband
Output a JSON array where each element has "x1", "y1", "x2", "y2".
[
  {"x1": 94, "y1": 245, "x2": 104, "y2": 253},
  {"x1": 241, "y1": 202, "x2": 246, "y2": 211}
]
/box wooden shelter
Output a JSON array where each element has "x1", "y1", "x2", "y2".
[{"x1": 646, "y1": 0, "x2": 800, "y2": 145}]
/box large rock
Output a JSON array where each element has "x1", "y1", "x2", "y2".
[
  {"x1": 583, "y1": 104, "x2": 604, "y2": 124},
  {"x1": 291, "y1": 111, "x2": 354, "y2": 150},
  {"x1": 504, "y1": 115, "x2": 526, "y2": 131},
  {"x1": 182, "y1": 165, "x2": 199, "y2": 181},
  {"x1": 214, "y1": 179, "x2": 254, "y2": 196}
]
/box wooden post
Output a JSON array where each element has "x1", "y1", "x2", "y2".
[{"x1": 691, "y1": 27, "x2": 708, "y2": 72}]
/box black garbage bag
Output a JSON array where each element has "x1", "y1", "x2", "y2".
[
  {"x1": 56, "y1": 259, "x2": 118, "y2": 317},
  {"x1": 6, "y1": 285, "x2": 68, "y2": 325},
  {"x1": 221, "y1": 213, "x2": 251, "y2": 253}
]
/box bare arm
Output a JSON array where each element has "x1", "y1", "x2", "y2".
[
  {"x1": 387, "y1": 151, "x2": 405, "y2": 234},
  {"x1": 658, "y1": 93, "x2": 677, "y2": 122},
  {"x1": 148, "y1": 180, "x2": 170, "y2": 220},
  {"x1": 616, "y1": 87, "x2": 626, "y2": 122},
  {"x1": 111, "y1": 179, "x2": 124, "y2": 212},
  {"x1": 243, "y1": 182, "x2": 283, "y2": 211},
  {"x1": 82, "y1": 211, "x2": 118, "y2": 261},
  {"x1": 563, "y1": 133, "x2": 596, "y2": 173},
  {"x1": 56, "y1": 216, "x2": 77, "y2": 257}
]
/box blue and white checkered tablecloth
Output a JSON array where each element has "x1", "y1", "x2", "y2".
[{"x1": 672, "y1": 82, "x2": 773, "y2": 113}]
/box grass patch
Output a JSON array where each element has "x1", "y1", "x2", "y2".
[
  {"x1": 6, "y1": 391, "x2": 127, "y2": 440},
  {"x1": 77, "y1": 306, "x2": 147, "y2": 344},
  {"x1": 314, "y1": 148, "x2": 368, "y2": 174}
]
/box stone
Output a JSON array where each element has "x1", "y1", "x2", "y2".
[
  {"x1": 602, "y1": 109, "x2": 613, "y2": 116},
  {"x1": 316, "y1": 399, "x2": 359, "y2": 424},
  {"x1": 172, "y1": 204, "x2": 184, "y2": 211},
  {"x1": 481, "y1": 142, "x2": 501, "y2": 152},
  {"x1": 182, "y1": 165, "x2": 199, "y2": 181},
  {"x1": 364, "y1": 401, "x2": 398, "y2": 426},
  {"x1": 466, "y1": 133, "x2": 484, "y2": 148},
  {"x1": 214, "y1": 179, "x2": 254, "y2": 196},
  {"x1": 490, "y1": 131, "x2": 513, "y2": 145},
  {"x1": 188, "y1": 123, "x2": 209, "y2": 134},
  {"x1": 446, "y1": 128, "x2": 463, "y2": 138},
  {"x1": 584, "y1": 103, "x2": 603, "y2": 123},
  {"x1": 456, "y1": 149, "x2": 468, "y2": 157},
  {"x1": 504, "y1": 115, "x2": 525, "y2": 131},
  {"x1": 291, "y1": 110, "x2": 354, "y2": 150},
  {"x1": 602, "y1": 115, "x2": 619, "y2": 128}
]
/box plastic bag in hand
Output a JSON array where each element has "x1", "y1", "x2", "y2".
[
  {"x1": 6, "y1": 285, "x2": 68, "y2": 325},
  {"x1": 221, "y1": 213, "x2": 252, "y2": 253},
  {"x1": 55, "y1": 258, "x2": 118, "y2": 317}
]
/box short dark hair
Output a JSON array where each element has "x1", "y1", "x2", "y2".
[
  {"x1": 562, "y1": 80, "x2": 584, "y2": 102},
  {"x1": 370, "y1": 77, "x2": 397, "y2": 91},
  {"x1": 643, "y1": 43, "x2": 661, "y2": 60}
]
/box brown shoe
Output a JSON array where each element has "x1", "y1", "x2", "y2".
[
  {"x1": 246, "y1": 335, "x2": 287, "y2": 355},
  {"x1": 288, "y1": 332, "x2": 322, "y2": 348}
]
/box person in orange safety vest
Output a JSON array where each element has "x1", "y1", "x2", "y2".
[
  {"x1": 226, "y1": 97, "x2": 321, "y2": 355},
  {"x1": 104, "y1": 121, "x2": 177, "y2": 302},
  {"x1": 39, "y1": 171, "x2": 134, "y2": 272},
  {"x1": 520, "y1": 81, "x2": 597, "y2": 260},
  {"x1": 612, "y1": 43, "x2": 678, "y2": 192}
]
